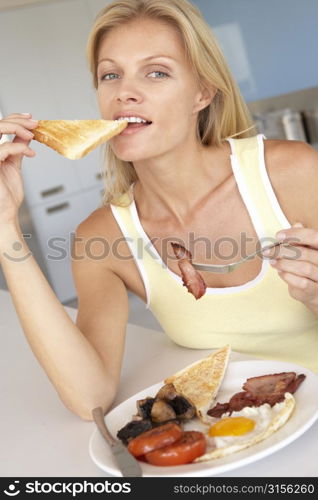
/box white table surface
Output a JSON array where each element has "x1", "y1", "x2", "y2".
[{"x1": 0, "y1": 289, "x2": 317, "y2": 477}]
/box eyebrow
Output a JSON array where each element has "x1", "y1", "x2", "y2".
[{"x1": 97, "y1": 55, "x2": 177, "y2": 66}]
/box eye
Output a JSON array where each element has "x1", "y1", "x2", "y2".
[
  {"x1": 100, "y1": 73, "x2": 119, "y2": 81},
  {"x1": 98, "y1": 70, "x2": 169, "y2": 82},
  {"x1": 149, "y1": 71, "x2": 169, "y2": 78}
]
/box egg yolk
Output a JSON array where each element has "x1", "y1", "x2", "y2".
[{"x1": 208, "y1": 416, "x2": 255, "y2": 436}]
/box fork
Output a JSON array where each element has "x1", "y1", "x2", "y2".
[{"x1": 192, "y1": 241, "x2": 290, "y2": 274}]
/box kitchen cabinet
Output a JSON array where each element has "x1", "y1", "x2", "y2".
[
  {"x1": 76, "y1": 149, "x2": 107, "y2": 191},
  {"x1": 22, "y1": 149, "x2": 83, "y2": 207},
  {"x1": 29, "y1": 187, "x2": 104, "y2": 303},
  {"x1": 23, "y1": 146, "x2": 104, "y2": 207},
  {"x1": 0, "y1": 267, "x2": 5, "y2": 291}
]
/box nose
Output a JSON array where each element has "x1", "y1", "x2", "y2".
[
  {"x1": 117, "y1": 94, "x2": 138, "y2": 103},
  {"x1": 115, "y1": 80, "x2": 143, "y2": 104}
]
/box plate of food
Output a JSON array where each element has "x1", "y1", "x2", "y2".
[{"x1": 89, "y1": 345, "x2": 318, "y2": 477}]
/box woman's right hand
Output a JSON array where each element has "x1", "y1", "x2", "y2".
[{"x1": 0, "y1": 113, "x2": 38, "y2": 226}]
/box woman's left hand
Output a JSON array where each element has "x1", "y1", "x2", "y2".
[{"x1": 263, "y1": 223, "x2": 318, "y2": 316}]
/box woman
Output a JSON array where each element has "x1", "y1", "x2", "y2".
[{"x1": 0, "y1": 0, "x2": 317, "y2": 420}]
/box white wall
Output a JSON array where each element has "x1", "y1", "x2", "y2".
[
  {"x1": 0, "y1": 0, "x2": 112, "y2": 298},
  {"x1": 0, "y1": 0, "x2": 110, "y2": 119}
]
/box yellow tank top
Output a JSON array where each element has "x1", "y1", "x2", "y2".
[{"x1": 110, "y1": 134, "x2": 318, "y2": 373}]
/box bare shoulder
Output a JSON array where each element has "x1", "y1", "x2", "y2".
[
  {"x1": 264, "y1": 139, "x2": 318, "y2": 227},
  {"x1": 73, "y1": 204, "x2": 122, "y2": 270},
  {"x1": 76, "y1": 204, "x2": 119, "y2": 240},
  {"x1": 264, "y1": 138, "x2": 318, "y2": 167}
]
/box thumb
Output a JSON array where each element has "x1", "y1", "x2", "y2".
[
  {"x1": 13, "y1": 135, "x2": 32, "y2": 147},
  {"x1": 11, "y1": 135, "x2": 33, "y2": 167}
]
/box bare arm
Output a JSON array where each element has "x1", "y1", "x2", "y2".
[
  {"x1": 72, "y1": 216, "x2": 129, "y2": 411},
  {"x1": 265, "y1": 140, "x2": 318, "y2": 315},
  {"x1": 0, "y1": 113, "x2": 128, "y2": 420},
  {"x1": 0, "y1": 221, "x2": 129, "y2": 421}
]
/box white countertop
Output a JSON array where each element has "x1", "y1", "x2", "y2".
[{"x1": 0, "y1": 289, "x2": 317, "y2": 477}]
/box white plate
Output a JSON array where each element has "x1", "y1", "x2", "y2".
[{"x1": 89, "y1": 360, "x2": 318, "y2": 477}]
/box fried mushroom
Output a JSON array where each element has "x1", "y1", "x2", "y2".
[
  {"x1": 150, "y1": 400, "x2": 177, "y2": 423},
  {"x1": 136, "y1": 397, "x2": 155, "y2": 419}
]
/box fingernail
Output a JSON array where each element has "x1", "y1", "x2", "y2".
[
  {"x1": 21, "y1": 112, "x2": 31, "y2": 116},
  {"x1": 270, "y1": 259, "x2": 277, "y2": 265},
  {"x1": 293, "y1": 222, "x2": 304, "y2": 227},
  {"x1": 29, "y1": 119, "x2": 38, "y2": 123},
  {"x1": 262, "y1": 248, "x2": 271, "y2": 256},
  {"x1": 276, "y1": 232, "x2": 286, "y2": 241}
]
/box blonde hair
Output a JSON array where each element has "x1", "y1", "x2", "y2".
[{"x1": 87, "y1": 0, "x2": 256, "y2": 206}]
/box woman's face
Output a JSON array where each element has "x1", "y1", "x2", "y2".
[{"x1": 96, "y1": 18, "x2": 212, "y2": 162}]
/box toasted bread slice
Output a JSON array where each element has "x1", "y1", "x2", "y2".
[
  {"x1": 164, "y1": 345, "x2": 231, "y2": 423},
  {"x1": 33, "y1": 119, "x2": 127, "y2": 160}
]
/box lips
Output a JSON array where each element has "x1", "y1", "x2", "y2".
[
  {"x1": 118, "y1": 122, "x2": 152, "y2": 136},
  {"x1": 113, "y1": 112, "x2": 152, "y2": 123}
]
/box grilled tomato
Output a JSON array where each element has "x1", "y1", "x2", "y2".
[
  {"x1": 127, "y1": 421, "x2": 182, "y2": 457},
  {"x1": 145, "y1": 430, "x2": 206, "y2": 466}
]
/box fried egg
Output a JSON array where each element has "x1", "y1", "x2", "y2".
[{"x1": 194, "y1": 392, "x2": 295, "y2": 462}]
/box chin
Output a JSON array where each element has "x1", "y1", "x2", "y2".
[
  {"x1": 120, "y1": 154, "x2": 152, "y2": 163},
  {"x1": 112, "y1": 146, "x2": 155, "y2": 163}
]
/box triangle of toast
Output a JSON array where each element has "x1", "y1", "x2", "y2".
[
  {"x1": 164, "y1": 345, "x2": 231, "y2": 423},
  {"x1": 33, "y1": 119, "x2": 127, "y2": 159}
]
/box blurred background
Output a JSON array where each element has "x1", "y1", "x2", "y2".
[{"x1": 0, "y1": 0, "x2": 317, "y2": 330}]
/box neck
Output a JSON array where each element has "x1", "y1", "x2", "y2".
[{"x1": 132, "y1": 139, "x2": 229, "y2": 225}]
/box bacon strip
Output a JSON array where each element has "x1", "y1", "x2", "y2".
[
  {"x1": 207, "y1": 372, "x2": 306, "y2": 417},
  {"x1": 242, "y1": 372, "x2": 297, "y2": 395},
  {"x1": 171, "y1": 243, "x2": 206, "y2": 300},
  {"x1": 284, "y1": 373, "x2": 306, "y2": 393}
]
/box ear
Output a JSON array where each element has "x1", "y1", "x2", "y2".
[{"x1": 193, "y1": 85, "x2": 217, "y2": 114}]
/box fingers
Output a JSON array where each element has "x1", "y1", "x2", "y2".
[
  {"x1": 4, "y1": 112, "x2": 33, "y2": 119},
  {"x1": 263, "y1": 244, "x2": 315, "y2": 262},
  {"x1": 264, "y1": 239, "x2": 318, "y2": 273},
  {"x1": 0, "y1": 118, "x2": 38, "y2": 141},
  {"x1": 280, "y1": 272, "x2": 318, "y2": 304},
  {"x1": 270, "y1": 257, "x2": 318, "y2": 282},
  {"x1": 262, "y1": 243, "x2": 302, "y2": 261},
  {"x1": 3, "y1": 112, "x2": 36, "y2": 123},
  {"x1": 266, "y1": 222, "x2": 318, "y2": 307},
  {"x1": 270, "y1": 242, "x2": 318, "y2": 281},
  {"x1": 3, "y1": 116, "x2": 38, "y2": 130},
  {"x1": 0, "y1": 141, "x2": 35, "y2": 162},
  {"x1": 275, "y1": 226, "x2": 318, "y2": 251},
  {"x1": 270, "y1": 242, "x2": 318, "y2": 306},
  {"x1": 0, "y1": 113, "x2": 38, "y2": 142},
  {"x1": 0, "y1": 114, "x2": 38, "y2": 168}
]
